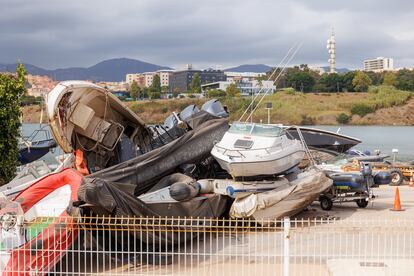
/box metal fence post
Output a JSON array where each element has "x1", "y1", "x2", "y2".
[{"x1": 283, "y1": 217, "x2": 290, "y2": 276}]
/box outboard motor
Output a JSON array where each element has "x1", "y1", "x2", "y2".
[
  {"x1": 360, "y1": 162, "x2": 374, "y2": 189},
  {"x1": 201, "y1": 99, "x2": 229, "y2": 118}
]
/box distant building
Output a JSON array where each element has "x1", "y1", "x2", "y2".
[
  {"x1": 125, "y1": 73, "x2": 145, "y2": 87},
  {"x1": 224, "y1": 72, "x2": 266, "y2": 82},
  {"x1": 95, "y1": 81, "x2": 128, "y2": 91},
  {"x1": 26, "y1": 75, "x2": 57, "y2": 97},
  {"x1": 363, "y1": 57, "x2": 394, "y2": 72},
  {"x1": 201, "y1": 80, "x2": 276, "y2": 96},
  {"x1": 157, "y1": 69, "x2": 174, "y2": 87},
  {"x1": 169, "y1": 68, "x2": 226, "y2": 93},
  {"x1": 126, "y1": 70, "x2": 173, "y2": 89}
]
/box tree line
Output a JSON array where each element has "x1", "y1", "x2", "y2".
[{"x1": 262, "y1": 64, "x2": 414, "y2": 93}]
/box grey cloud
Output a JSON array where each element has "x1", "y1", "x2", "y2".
[{"x1": 0, "y1": 0, "x2": 413, "y2": 69}]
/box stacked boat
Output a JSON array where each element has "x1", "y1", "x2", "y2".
[
  {"x1": 209, "y1": 121, "x2": 332, "y2": 221},
  {"x1": 211, "y1": 122, "x2": 305, "y2": 178},
  {"x1": 0, "y1": 80, "x2": 350, "y2": 272}
]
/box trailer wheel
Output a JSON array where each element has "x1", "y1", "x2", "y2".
[
  {"x1": 320, "y1": 196, "x2": 333, "y2": 211},
  {"x1": 389, "y1": 169, "x2": 404, "y2": 186},
  {"x1": 356, "y1": 198, "x2": 369, "y2": 208}
]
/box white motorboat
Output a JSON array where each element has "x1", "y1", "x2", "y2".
[{"x1": 211, "y1": 122, "x2": 305, "y2": 177}]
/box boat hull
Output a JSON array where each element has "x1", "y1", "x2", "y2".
[
  {"x1": 230, "y1": 168, "x2": 333, "y2": 222},
  {"x1": 1, "y1": 169, "x2": 82, "y2": 275},
  {"x1": 18, "y1": 139, "x2": 57, "y2": 165},
  {"x1": 286, "y1": 127, "x2": 361, "y2": 153},
  {"x1": 213, "y1": 149, "x2": 305, "y2": 177}
]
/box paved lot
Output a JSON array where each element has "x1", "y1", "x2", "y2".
[{"x1": 296, "y1": 183, "x2": 414, "y2": 221}]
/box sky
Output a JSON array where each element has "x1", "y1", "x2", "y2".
[{"x1": 1, "y1": 0, "x2": 414, "y2": 70}]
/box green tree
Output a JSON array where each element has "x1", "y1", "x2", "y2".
[
  {"x1": 383, "y1": 72, "x2": 396, "y2": 86},
  {"x1": 318, "y1": 73, "x2": 344, "y2": 92},
  {"x1": 226, "y1": 83, "x2": 241, "y2": 97},
  {"x1": 342, "y1": 71, "x2": 357, "y2": 92},
  {"x1": 150, "y1": 74, "x2": 161, "y2": 93},
  {"x1": 129, "y1": 81, "x2": 141, "y2": 99},
  {"x1": 395, "y1": 69, "x2": 414, "y2": 91},
  {"x1": 352, "y1": 71, "x2": 372, "y2": 92},
  {"x1": 365, "y1": 71, "x2": 383, "y2": 86},
  {"x1": 149, "y1": 91, "x2": 161, "y2": 99},
  {"x1": 0, "y1": 64, "x2": 26, "y2": 184},
  {"x1": 286, "y1": 71, "x2": 315, "y2": 92},
  {"x1": 190, "y1": 73, "x2": 201, "y2": 93},
  {"x1": 161, "y1": 85, "x2": 169, "y2": 94}
]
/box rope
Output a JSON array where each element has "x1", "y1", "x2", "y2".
[{"x1": 244, "y1": 43, "x2": 303, "y2": 123}]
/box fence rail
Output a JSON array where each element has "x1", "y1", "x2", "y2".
[{"x1": 1, "y1": 216, "x2": 413, "y2": 275}]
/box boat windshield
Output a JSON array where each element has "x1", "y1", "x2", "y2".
[
  {"x1": 228, "y1": 123, "x2": 253, "y2": 134},
  {"x1": 251, "y1": 124, "x2": 282, "y2": 137},
  {"x1": 229, "y1": 123, "x2": 282, "y2": 137}
]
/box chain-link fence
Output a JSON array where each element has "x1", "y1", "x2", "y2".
[{"x1": 1, "y1": 216, "x2": 413, "y2": 275}]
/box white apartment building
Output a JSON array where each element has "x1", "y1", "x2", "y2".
[
  {"x1": 126, "y1": 74, "x2": 140, "y2": 84},
  {"x1": 157, "y1": 70, "x2": 174, "y2": 87},
  {"x1": 363, "y1": 57, "x2": 394, "y2": 72},
  {"x1": 143, "y1": 72, "x2": 154, "y2": 87},
  {"x1": 126, "y1": 70, "x2": 173, "y2": 88}
]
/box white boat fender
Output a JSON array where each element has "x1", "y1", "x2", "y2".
[{"x1": 197, "y1": 179, "x2": 214, "y2": 194}]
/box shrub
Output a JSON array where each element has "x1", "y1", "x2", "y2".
[
  {"x1": 207, "y1": 89, "x2": 226, "y2": 98},
  {"x1": 300, "y1": 114, "x2": 315, "y2": 125},
  {"x1": 282, "y1": 88, "x2": 296, "y2": 95},
  {"x1": 336, "y1": 113, "x2": 350, "y2": 124},
  {"x1": 350, "y1": 103, "x2": 374, "y2": 117}
]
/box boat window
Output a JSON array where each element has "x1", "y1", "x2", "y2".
[
  {"x1": 228, "y1": 123, "x2": 253, "y2": 134},
  {"x1": 251, "y1": 124, "x2": 282, "y2": 137}
]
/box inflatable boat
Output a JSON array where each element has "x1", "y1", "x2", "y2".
[{"x1": 0, "y1": 169, "x2": 82, "y2": 275}]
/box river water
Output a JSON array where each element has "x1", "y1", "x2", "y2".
[{"x1": 22, "y1": 124, "x2": 414, "y2": 164}]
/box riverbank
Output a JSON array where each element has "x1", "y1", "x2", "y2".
[{"x1": 21, "y1": 90, "x2": 413, "y2": 125}]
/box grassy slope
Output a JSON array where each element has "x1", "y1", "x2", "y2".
[
  {"x1": 22, "y1": 86, "x2": 412, "y2": 125},
  {"x1": 125, "y1": 86, "x2": 411, "y2": 125}
]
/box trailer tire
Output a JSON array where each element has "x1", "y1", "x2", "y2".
[
  {"x1": 320, "y1": 196, "x2": 333, "y2": 211},
  {"x1": 389, "y1": 169, "x2": 404, "y2": 186},
  {"x1": 356, "y1": 198, "x2": 369, "y2": 208}
]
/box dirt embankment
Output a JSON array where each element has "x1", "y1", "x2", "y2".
[{"x1": 351, "y1": 97, "x2": 414, "y2": 125}]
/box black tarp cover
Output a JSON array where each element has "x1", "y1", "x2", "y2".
[{"x1": 88, "y1": 114, "x2": 229, "y2": 195}]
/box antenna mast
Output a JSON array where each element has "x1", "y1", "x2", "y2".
[{"x1": 327, "y1": 28, "x2": 336, "y2": 74}]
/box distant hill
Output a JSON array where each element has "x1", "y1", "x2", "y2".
[
  {"x1": 0, "y1": 58, "x2": 172, "y2": 82},
  {"x1": 225, "y1": 64, "x2": 273, "y2": 73},
  {"x1": 321, "y1": 66, "x2": 350, "y2": 74}
]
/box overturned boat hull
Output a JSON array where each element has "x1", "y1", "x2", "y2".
[{"x1": 286, "y1": 126, "x2": 361, "y2": 153}]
